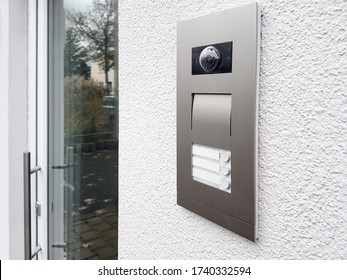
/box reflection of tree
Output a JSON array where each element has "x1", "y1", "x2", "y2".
[
  {"x1": 67, "y1": 0, "x2": 116, "y2": 90},
  {"x1": 65, "y1": 76, "x2": 108, "y2": 137},
  {"x1": 64, "y1": 27, "x2": 90, "y2": 79}
]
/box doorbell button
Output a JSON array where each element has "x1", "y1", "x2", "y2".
[
  {"x1": 220, "y1": 166, "x2": 230, "y2": 176},
  {"x1": 220, "y1": 179, "x2": 230, "y2": 190},
  {"x1": 220, "y1": 151, "x2": 230, "y2": 162}
]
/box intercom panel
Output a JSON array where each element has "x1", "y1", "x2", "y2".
[{"x1": 177, "y1": 3, "x2": 260, "y2": 241}]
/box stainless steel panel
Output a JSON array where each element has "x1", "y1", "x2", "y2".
[{"x1": 177, "y1": 3, "x2": 260, "y2": 241}]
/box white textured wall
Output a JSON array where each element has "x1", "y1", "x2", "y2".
[
  {"x1": 0, "y1": 0, "x2": 10, "y2": 260},
  {"x1": 0, "y1": 0, "x2": 28, "y2": 259},
  {"x1": 119, "y1": 0, "x2": 347, "y2": 259}
]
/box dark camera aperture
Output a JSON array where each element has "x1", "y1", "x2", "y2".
[
  {"x1": 192, "y1": 41, "x2": 232, "y2": 75},
  {"x1": 199, "y1": 46, "x2": 221, "y2": 72}
]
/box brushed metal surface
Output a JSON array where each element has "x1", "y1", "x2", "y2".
[
  {"x1": 192, "y1": 94, "x2": 231, "y2": 137},
  {"x1": 177, "y1": 3, "x2": 260, "y2": 241}
]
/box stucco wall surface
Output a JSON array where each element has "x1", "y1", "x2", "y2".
[
  {"x1": 0, "y1": 0, "x2": 27, "y2": 259},
  {"x1": 0, "y1": 0, "x2": 10, "y2": 260},
  {"x1": 118, "y1": 0, "x2": 347, "y2": 259}
]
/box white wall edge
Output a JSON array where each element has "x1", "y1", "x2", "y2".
[
  {"x1": 8, "y1": 0, "x2": 28, "y2": 259},
  {"x1": 0, "y1": 0, "x2": 10, "y2": 260}
]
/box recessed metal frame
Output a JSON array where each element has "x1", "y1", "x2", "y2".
[{"x1": 177, "y1": 3, "x2": 260, "y2": 241}]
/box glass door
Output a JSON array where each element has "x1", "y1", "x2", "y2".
[{"x1": 47, "y1": 0, "x2": 118, "y2": 260}]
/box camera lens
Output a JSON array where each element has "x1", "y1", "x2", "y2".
[{"x1": 199, "y1": 46, "x2": 221, "y2": 72}]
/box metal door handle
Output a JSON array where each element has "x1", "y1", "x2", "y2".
[
  {"x1": 52, "y1": 242, "x2": 67, "y2": 248},
  {"x1": 51, "y1": 163, "x2": 76, "y2": 169},
  {"x1": 23, "y1": 152, "x2": 42, "y2": 260}
]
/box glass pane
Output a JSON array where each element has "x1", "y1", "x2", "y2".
[{"x1": 48, "y1": 0, "x2": 118, "y2": 260}]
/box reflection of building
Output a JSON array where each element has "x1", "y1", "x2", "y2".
[{"x1": 90, "y1": 60, "x2": 115, "y2": 93}]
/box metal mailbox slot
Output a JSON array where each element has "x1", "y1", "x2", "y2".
[{"x1": 177, "y1": 3, "x2": 260, "y2": 241}]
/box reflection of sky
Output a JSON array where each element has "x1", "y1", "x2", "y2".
[{"x1": 64, "y1": 0, "x2": 93, "y2": 12}]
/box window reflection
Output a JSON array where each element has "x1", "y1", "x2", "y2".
[{"x1": 50, "y1": 0, "x2": 118, "y2": 260}]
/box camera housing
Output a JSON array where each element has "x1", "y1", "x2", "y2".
[
  {"x1": 192, "y1": 41, "x2": 232, "y2": 75},
  {"x1": 199, "y1": 46, "x2": 221, "y2": 72}
]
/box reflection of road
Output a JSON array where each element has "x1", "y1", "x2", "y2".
[
  {"x1": 80, "y1": 150, "x2": 118, "y2": 212},
  {"x1": 72, "y1": 149, "x2": 118, "y2": 260}
]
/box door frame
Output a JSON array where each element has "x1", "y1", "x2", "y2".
[{"x1": 27, "y1": 0, "x2": 49, "y2": 260}]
